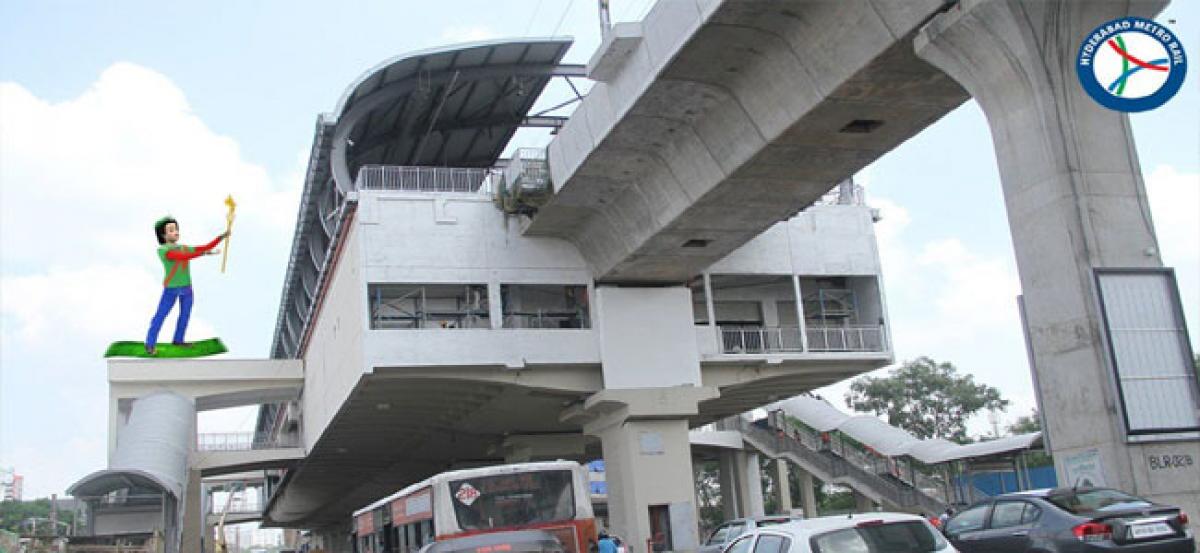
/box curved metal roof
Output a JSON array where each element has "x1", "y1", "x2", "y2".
[
  {"x1": 270, "y1": 38, "x2": 581, "y2": 360},
  {"x1": 328, "y1": 37, "x2": 577, "y2": 193},
  {"x1": 68, "y1": 468, "x2": 174, "y2": 499},
  {"x1": 779, "y1": 395, "x2": 1043, "y2": 465}
]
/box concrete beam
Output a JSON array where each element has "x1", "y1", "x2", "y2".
[
  {"x1": 499, "y1": 433, "x2": 590, "y2": 463},
  {"x1": 109, "y1": 358, "x2": 303, "y2": 409},
  {"x1": 191, "y1": 448, "x2": 306, "y2": 477},
  {"x1": 528, "y1": 0, "x2": 968, "y2": 281},
  {"x1": 108, "y1": 358, "x2": 302, "y2": 459}
]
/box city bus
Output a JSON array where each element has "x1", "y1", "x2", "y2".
[{"x1": 352, "y1": 461, "x2": 598, "y2": 553}]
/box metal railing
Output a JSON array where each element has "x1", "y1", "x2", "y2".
[
  {"x1": 196, "y1": 432, "x2": 301, "y2": 452},
  {"x1": 208, "y1": 492, "x2": 265, "y2": 515},
  {"x1": 355, "y1": 165, "x2": 494, "y2": 193},
  {"x1": 717, "y1": 325, "x2": 887, "y2": 354},
  {"x1": 731, "y1": 417, "x2": 947, "y2": 514},
  {"x1": 503, "y1": 312, "x2": 590, "y2": 329},
  {"x1": 719, "y1": 326, "x2": 803, "y2": 353},
  {"x1": 812, "y1": 181, "x2": 865, "y2": 207},
  {"x1": 806, "y1": 325, "x2": 886, "y2": 352}
]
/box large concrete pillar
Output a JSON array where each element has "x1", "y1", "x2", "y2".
[
  {"x1": 772, "y1": 459, "x2": 792, "y2": 514},
  {"x1": 577, "y1": 286, "x2": 715, "y2": 551},
  {"x1": 734, "y1": 452, "x2": 765, "y2": 519},
  {"x1": 795, "y1": 467, "x2": 818, "y2": 519},
  {"x1": 576, "y1": 388, "x2": 717, "y2": 553},
  {"x1": 717, "y1": 452, "x2": 741, "y2": 520},
  {"x1": 916, "y1": 0, "x2": 1200, "y2": 517},
  {"x1": 181, "y1": 469, "x2": 202, "y2": 553}
]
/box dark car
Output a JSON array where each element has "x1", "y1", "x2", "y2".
[
  {"x1": 943, "y1": 487, "x2": 1193, "y2": 552},
  {"x1": 701, "y1": 515, "x2": 798, "y2": 553}
]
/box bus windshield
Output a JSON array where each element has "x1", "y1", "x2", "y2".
[{"x1": 449, "y1": 470, "x2": 576, "y2": 530}]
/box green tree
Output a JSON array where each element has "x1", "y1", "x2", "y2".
[
  {"x1": 693, "y1": 460, "x2": 724, "y2": 535},
  {"x1": 1006, "y1": 409, "x2": 1041, "y2": 435},
  {"x1": 0, "y1": 499, "x2": 74, "y2": 535},
  {"x1": 845, "y1": 356, "x2": 1008, "y2": 443}
]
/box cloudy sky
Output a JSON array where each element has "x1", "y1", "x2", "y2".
[{"x1": 1, "y1": 0, "x2": 1197, "y2": 500}]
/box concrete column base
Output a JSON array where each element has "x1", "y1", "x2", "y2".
[{"x1": 576, "y1": 387, "x2": 718, "y2": 553}]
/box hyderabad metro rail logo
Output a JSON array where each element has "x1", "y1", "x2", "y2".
[{"x1": 1077, "y1": 16, "x2": 1187, "y2": 112}]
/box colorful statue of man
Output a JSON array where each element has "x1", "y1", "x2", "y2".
[{"x1": 145, "y1": 216, "x2": 228, "y2": 355}]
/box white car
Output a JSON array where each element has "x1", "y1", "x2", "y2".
[{"x1": 721, "y1": 512, "x2": 958, "y2": 553}]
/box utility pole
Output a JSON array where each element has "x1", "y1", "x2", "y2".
[{"x1": 50, "y1": 494, "x2": 58, "y2": 537}]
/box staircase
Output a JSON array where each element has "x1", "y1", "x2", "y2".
[{"x1": 727, "y1": 417, "x2": 948, "y2": 514}]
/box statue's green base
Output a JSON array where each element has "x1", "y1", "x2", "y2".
[{"x1": 104, "y1": 338, "x2": 228, "y2": 358}]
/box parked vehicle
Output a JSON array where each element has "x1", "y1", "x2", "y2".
[
  {"x1": 701, "y1": 516, "x2": 798, "y2": 553},
  {"x1": 352, "y1": 461, "x2": 597, "y2": 553},
  {"x1": 942, "y1": 487, "x2": 1193, "y2": 552},
  {"x1": 719, "y1": 513, "x2": 955, "y2": 553}
]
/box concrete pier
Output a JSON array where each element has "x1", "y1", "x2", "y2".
[{"x1": 917, "y1": 0, "x2": 1199, "y2": 517}]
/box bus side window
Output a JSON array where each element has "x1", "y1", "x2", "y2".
[
  {"x1": 407, "y1": 523, "x2": 418, "y2": 552},
  {"x1": 396, "y1": 525, "x2": 407, "y2": 553},
  {"x1": 426, "y1": 520, "x2": 434, "y2": 545}
]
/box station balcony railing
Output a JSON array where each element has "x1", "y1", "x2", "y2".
[
  {"x1": 196, "y1": 432, "x2": 301, "y2": 452},
  {"x1": 718, "y1": 324, "x2": 887, "y2": 354},
  {"x1": 355, "y1": 165, "x2": 498, "y2": 194}
]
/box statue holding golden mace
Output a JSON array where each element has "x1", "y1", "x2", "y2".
[{"x1": 221, "y1": 195, "x2": 236, "y2": 273}]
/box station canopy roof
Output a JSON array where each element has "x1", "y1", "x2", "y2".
[
  {"x1": 777, "y1": 395, "x2": 1043, "y2": 465},
  {"x1": 329, "y1": 37, "x2": 579, "y2": 190}
]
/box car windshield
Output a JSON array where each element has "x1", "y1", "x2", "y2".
[
  {"x1": 811, "y1": 521, "x2": 947, "y2": 553},
  {"x1": 1046, "y1": 489, "x2": 1152, "y2": 515}
]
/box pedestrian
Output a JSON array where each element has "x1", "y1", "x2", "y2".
[
  {"x1": 597, "y1": 532, "x2": 617, "y2": 553},
  {"x1": 937, "y1": 507, "x2": 955, "y2": 528},
  {"x1": 144, "y1": 216, "x2": 227, "y2": 355}
]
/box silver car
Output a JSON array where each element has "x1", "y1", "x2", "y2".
[
  {"x1": 702, "y1": 516, "x2": 800, "y2": 553},
  {"x1": 722, "y1": 513, "x2": 957, "y2": 553}
]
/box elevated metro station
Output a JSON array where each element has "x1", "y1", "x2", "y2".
[{"x1": 72, "y1": 1, "x2": 1200, "y2": 552}]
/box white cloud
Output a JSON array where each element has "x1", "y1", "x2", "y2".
[
  {"x1": 830, "y1": 164, "x2": 1198, "y2": 438},
  {"x1": 1, "y1": 265, "x2": 216, "y2": 346},
  {"x1": 0, "y1": 63, "x2": 300, "y2": 498},
  {"x1": 440, "y1": 25, "x2": 498, "y2": 43},
  {"x1": 0, "y1": 63, "x2": 299, "y2": 273},
  {"x1": 1145, "y1": 164, "x2": 1200, "y2": 337}
]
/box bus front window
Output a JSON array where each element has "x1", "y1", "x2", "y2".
[{"x1": 450, "y1": 470, "x2": 576, "y2": 530}]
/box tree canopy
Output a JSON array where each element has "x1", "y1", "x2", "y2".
[
  {"x1": 0, "y1": 499, "x2": 74, "y2": 535},
  {"x1": 1006, "y1": 409, "x2": 1042, "y2": 435},
  {"x1": 845, "y1": 356, "x2": 1008, "y2": 443}
]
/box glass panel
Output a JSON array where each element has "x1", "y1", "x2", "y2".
[
  {"x1": 501, "y1": 284, "x2": 590, "y2": 329},
  {"x1": 706, "y1": 526, "x2": 730, "y2": 546},
  {"x1": 1021, "y1": 504, "x2": 1041, "y2": 524},
  {"x1": 726, "y1": 536, "x2": 753, "y2": 553},
  {"x1": 450, "y1": 470, "x2": 576, "y2": 530},
  {"x1": 946, "y1": 504, "x2": 989, "y2": 534},
  {"x1": 812, "y1": 522, "x2": 945, "y2": 553},
  {"x1": 752, "y1": 535, "x2": 788, "y2": 553},
  {"x1": 989, "y1": 502, "x2": 1026, "y2": 529},
  {"x1": 1047, "y1": 489, "x2": 1152, "y2": 514},
  {"x1": 369, "y1": 283, "x2": 489, "y2": 329}
]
